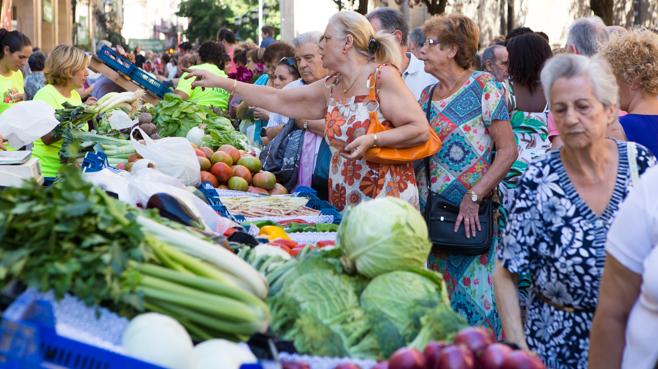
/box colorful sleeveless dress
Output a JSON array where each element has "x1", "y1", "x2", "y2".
[{"x1": 324, "y1": 68, "x2": 419, "y2": 211}]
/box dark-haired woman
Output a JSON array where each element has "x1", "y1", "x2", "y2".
[
  {"x1": 502, "y1": 33, "x2": 553, "y2": 204},
  {"x1": 0, "y1": 29, "x2": 32, "y2": 114},
  {"x1": 217, "y1": 28, "x2": 237, "y2": 75},
  {"x1": 175, "y1": 41, "x2": 230, "y2": 111}
]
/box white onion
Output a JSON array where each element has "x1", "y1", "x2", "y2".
[
  {"x1": 186, "y1": 127, "x2": 205, "y2": 146},
  {"x1": 190, "y1": 339, "x2": 257, "y2": 369},
  {"x1": 122, "y1": 313, "x2": 193, "y2": 369}
]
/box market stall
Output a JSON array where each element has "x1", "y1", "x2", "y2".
[{"x1": 0, "y1": 51, "x2": 547, "y2": 369}]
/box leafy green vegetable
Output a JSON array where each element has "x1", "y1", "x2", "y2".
[
  {"x1": 151, "y1": 94, "x2": 247, "y2": 149},
  {"x1": 337, "y1": 197, "x2": 432, "y2": 278},
  {"x1": 0, "y1": 166, "x2": 149, "y2": 311},
  {"x1": 360, "y1": 270, "x2": 446, "y2": 357},
  {"x1": 409, "y1": 304, "x2": 469, "y2": 351}
]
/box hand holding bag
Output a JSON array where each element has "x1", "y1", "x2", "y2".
[
  {"x1": 363, "y1": 65, "x2": 442, "y2": 165},
  {"x1": 422, "y1": 84, "x2": 494, "y2": 255}
]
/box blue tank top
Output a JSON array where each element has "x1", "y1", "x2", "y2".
[{"x1": 620, "y1": 114, "x2": 658, "y2": 158}]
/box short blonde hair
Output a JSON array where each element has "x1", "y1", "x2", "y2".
[
  {"x1": 599, "y1": 29, "x2": 658, "y2": 96},
  {"x1": 422, "y1": 14, "x2": 480, "y2": 70},
  {"x1": 330, "y1": 11, "x2": 402, "y2": 69},
  {"x1": 44, "y1": 45, "x2": 89, "y2": 86}
]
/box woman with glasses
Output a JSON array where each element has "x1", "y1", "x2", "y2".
[
  {"x1": 417, "y1": 14, "x2": 517, "y2": 335},
  {"x1": 186, "y1": 11, "x2": 430, "y2": 210}
]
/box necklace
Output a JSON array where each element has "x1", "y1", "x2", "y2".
[
  {"x1": 434, "y1": 69, "x2": 472, "y2": 100},
  {"x1": 339, "y1": 66, "x2": 367, "y2": 95}
]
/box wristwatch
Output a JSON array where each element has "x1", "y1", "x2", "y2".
[
  {"x1": 467, "y1": 189, "x2": 480, "y2": 204},
  {"x1": 260, "y1": 127, "x2": 267, "y2": 137},
  {"x1": 303, "y1": 120, "x2": 309, "y2": 130}
]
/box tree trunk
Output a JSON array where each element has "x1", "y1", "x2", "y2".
[
  {"x1": 590, "y1": 0, "x2": 614, "y2": 25},
  {"x1": 423, "y1": 0, "x2": 448, "y2": 15},
  {"x1": 507, "y1": 0, "x2": 515, "y2": 34},
  {"x1": 357, "y1": 0, "x2": 369, "y2": 15}
]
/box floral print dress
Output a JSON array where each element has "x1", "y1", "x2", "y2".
[
  {"x1": 417, "y1": 71, "x2": 510, "y2": 335},
  {"x1": 498, "y1": 141, "x2": 655, "y2": 369},
  {"x1": 325, "y1": 70, "x2": 419, "y2": 211}
]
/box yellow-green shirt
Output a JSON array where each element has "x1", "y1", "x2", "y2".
[
  {"x1": 32, "y1": 84, "x2": 83, "y2": 178},
  {"x1": 0, "y1": 70, "x2": 25, "y2": 114},
  {"x1": 176, "y1": 63, "x2": 229, "y2": 110}
]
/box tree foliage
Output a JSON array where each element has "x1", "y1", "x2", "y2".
[
  {"x1": 177, "y1": 0, "x2": 280, "y2": 44},
  {"x1": 177, "y1": 0, "x2": 234, "y2": 44},
  {"x1": 332, "y1": 0, "x2": 369, "y2": 14}
]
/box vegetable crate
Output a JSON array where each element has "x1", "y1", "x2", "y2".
[
  {"x1": 294, "y1": 187, "x2": 342, "y2": 225},
  {"x1": 0, "y1": 290, "x2": 166, "y2": 369},
  {"x1": 96, "y1": 46, "x2": 172, "y2": 98}
]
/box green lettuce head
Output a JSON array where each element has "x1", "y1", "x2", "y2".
[{"x1": 337, "y1": 197, "x2": 431, "y2": 278}]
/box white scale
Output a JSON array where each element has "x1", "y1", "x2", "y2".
[{"x1": 0, "y1": 151, "x2": 44, "y2": 187}]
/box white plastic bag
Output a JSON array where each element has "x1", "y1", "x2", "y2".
[
  {"x1": 0, "y1": 101, "x2": 58, "y2": 148},
  {"x1": 130, "y1": 127, "x2": 200, "y2": 186},
  {"x1": 108, "y1": 109, "x2": 136, "y2": 130}
]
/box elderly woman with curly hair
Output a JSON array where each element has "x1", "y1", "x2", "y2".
[
  {"x1": 417, "y1": 14, "x2": 517, "y2": 334},
  {"x1": 495, "y1": 54, "x2": 656, "y2": 369},
  {"x1": 599, "y1": 29, "x2": 658, "y2": 157}
]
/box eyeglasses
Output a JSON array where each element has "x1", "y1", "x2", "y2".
[
  {"x1": 424, "y1": 38, "x2": 440, "y2": 47},
  {"x1": 319, "y1": 34, "x2": 344, "y2": 43}
]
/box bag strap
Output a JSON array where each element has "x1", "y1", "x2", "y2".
[
  {"x1": 627, "y1": 141, "x2": 640, "y2": 187},
  {"x1": 424, "y1": 83, "x2": 439, "y2": 213}
]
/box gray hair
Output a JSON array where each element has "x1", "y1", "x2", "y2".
[
  {"x1": 481, "y1": 45, "x2": 503, "y2": 67},
  {"x1": 366, "y1": 7, "x2": 408, "y2": 45},
  {"x1": 541, "y1": 54, "x2": 619, "y2": 112},
  {"x1": 293, "y1": 31, "x2": 322, "y2": 48},
  {"x1": 409, "y1": 27, "x2": 425, "y2": 48},
  {"x1": 566, "y1": 17, "x2": 609, "y2": 56}
]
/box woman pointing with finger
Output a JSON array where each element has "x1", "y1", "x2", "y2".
[{"x1": 187, "y1": 11, "x2": 430, "y2": 210}]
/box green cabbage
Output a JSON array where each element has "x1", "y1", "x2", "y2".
[
  {"x1": 360, "y1": 270, "x2": 447, "y2": 357},
  {"x1": 337, "y1": 197, "x2": 432, "y2": 278}
]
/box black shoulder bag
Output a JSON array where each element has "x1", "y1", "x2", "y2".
[{"x1": 423, "y1": 84, "x2": 494, "y2": 255}]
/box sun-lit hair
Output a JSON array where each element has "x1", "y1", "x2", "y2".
[
  {"x1": 329, "y1": 11, "x2": 402, "y2": 69},
  {"x1": 422, "y1": 14, "x2": 480, "y2": 70},
  {"x1": 44, "y1": 45, "x2": 89, "y2": 86},
  {"x1": 599, "y1": 28, "x2": 658, "y2": 96}
]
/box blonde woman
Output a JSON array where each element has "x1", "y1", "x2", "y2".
[
  {"x1": 32, "y1": 45, "x2": 90, "y2": 181},
  {"x1": 187, "y1": 11, "x2": 429, "y2": 210}
]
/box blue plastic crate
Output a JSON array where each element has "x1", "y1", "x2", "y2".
[
  {"x1": 96, "y1": 45, "x2": 135, "y2": 76},
  {"x1": 295, "y1": 192, "x2": 342, "y2": 225},
  {"x1": 129, "y1": 68, "x2": 172, "y2": 98},
  {"x1": 1, "y1": 291, "x2": 165, "y2": 369},
  {"x1": 198, "y1": 182, "x2": 246, "y2": 223},
  {"x1": 96, "y1": 46, "x2": 172, "y2": 98}
]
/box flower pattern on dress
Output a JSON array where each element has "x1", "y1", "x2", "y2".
[
  {"x1": 325, "y1": 74, "x2": 419, "y2": 211},
  {"x1": 421, "y1": 71, "x2": 510, "y2": 336},
  {"x1": 498, "y1": 141, "x2": 656, "y2": 369}
]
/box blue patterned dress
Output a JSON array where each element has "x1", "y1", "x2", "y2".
[
  {"x1": 418, "y1": 71, "x2": 510, "y2": 335},
  {"x1": 498, "y1": 141, "x2": 656, "y2": 369}
]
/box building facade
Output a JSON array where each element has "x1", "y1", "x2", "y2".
[{"x1": 10, "y1": 0, "x2": 73, "y2": 52}]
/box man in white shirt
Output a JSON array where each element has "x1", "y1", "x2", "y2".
[{"x1": 367, "y1": 8, "x2": 437, "y2": 100}]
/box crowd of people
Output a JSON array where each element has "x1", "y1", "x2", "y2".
[{"x1": 1, "y1": 8, "x2": 658, "y2": 369}]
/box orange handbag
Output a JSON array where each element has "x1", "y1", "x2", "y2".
[{"x1": 363, "y1": 66, "x2": 442, "y2": 165}]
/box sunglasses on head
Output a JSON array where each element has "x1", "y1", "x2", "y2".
[{"x1": 279, "y1": 57, "x2": 297, "y2": 67}]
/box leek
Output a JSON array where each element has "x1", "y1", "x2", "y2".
[{"x1": 137, "y1": 216, "x2": 268, "y2": 299}]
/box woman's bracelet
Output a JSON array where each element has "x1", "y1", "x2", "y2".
[
  {"x1": 229, "y1": 79, "x2": 238, "y2": 95},
  {"x1": 372, "y1": 134, "x2": 379, "y2": 148}
]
